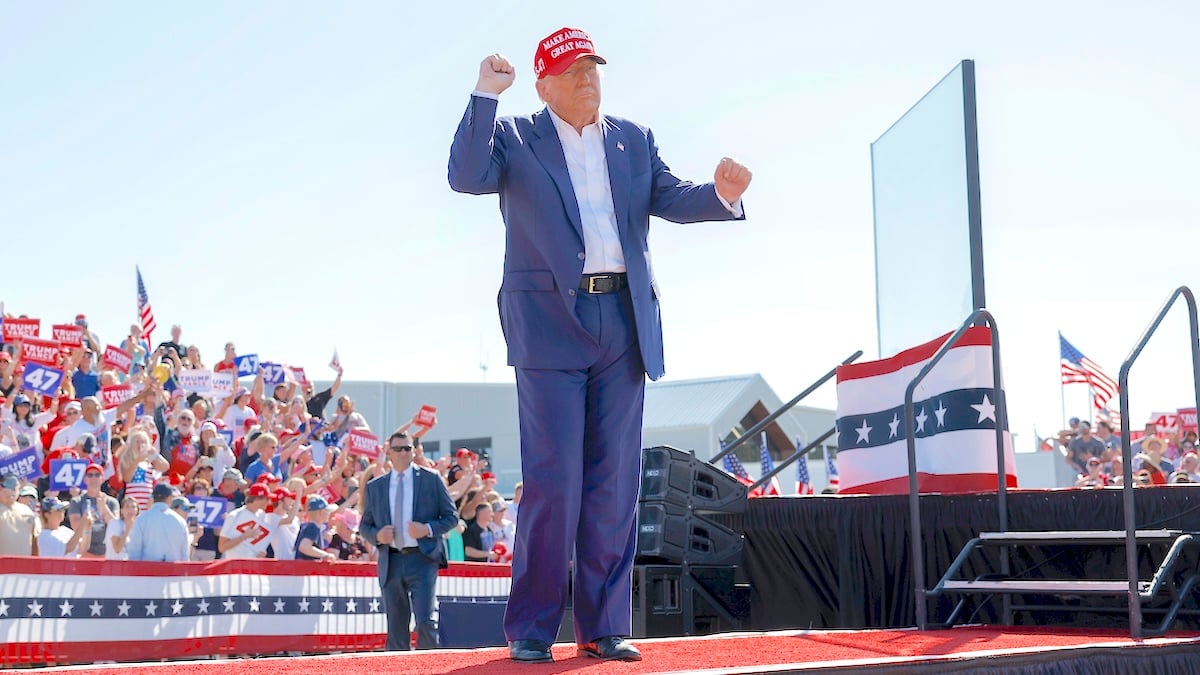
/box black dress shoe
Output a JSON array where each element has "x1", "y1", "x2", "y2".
[
  {"x1": 509, "y1": 639, "x2": 553, "y2": 663},
  {"x1": 578, "y1": 635, "x2": 642, "y2": 661}
]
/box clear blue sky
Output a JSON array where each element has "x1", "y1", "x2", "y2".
[{"x1": 3, "y1": 2, "x2": 1198, "y2": 450}]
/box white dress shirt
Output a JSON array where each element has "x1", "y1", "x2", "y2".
[
  {"x1": 547, "y1": 107, "x2": 626, "y2": 274},
  {"x1": 391, "y1": 466, "x2": 420, "y2": 548}
]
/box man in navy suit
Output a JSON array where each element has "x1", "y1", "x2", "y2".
[
  {"x1": 360, "y1": 430, "x2": 459, "y2": 650},
  {"x1": 448, "y1": 27, "x2": 751, "y2": 663}
]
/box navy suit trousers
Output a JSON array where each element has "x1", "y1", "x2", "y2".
[{"x1": 504, "y1": 287, "x2": 646, "y2": 645}]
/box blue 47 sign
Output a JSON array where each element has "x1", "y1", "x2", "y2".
[
  {"x1": 259, "y1": 362, "x2": 287, "y2": 385},
  {"x1": 50, "y1": 459, "x2": 89, "y2": 490},
  {"x1": 22, "y1": 363, "x2": 64, "y2": 396},
  {"x1": 235, "y1": 354, "x2": 259, "y2": 378},
  {"x1": 191, "y1": 496, "x2": 230, "y2": 528}
]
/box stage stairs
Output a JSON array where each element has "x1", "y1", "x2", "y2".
[{"x1": 927, "y1": 529, "x2": 1200, "y2": 635}]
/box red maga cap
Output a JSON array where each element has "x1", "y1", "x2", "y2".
[{"x1": 534, "y1": 27, "x2": 605, "y2": 80}]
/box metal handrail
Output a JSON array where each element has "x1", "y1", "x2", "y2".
[
  {"x1": 708, "y1": 351, "x2": 862, "y2": 465},
  {"x1": 751, "y1": 427, "x2": 836, "y2": 492},
  {"x1": 904, "y1": 309, "x2": 1008, "y2": 630},
  {"x1": 1117, "y1": 285, "x2": 1200, "y2": 639}
]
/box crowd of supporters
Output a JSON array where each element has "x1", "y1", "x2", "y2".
[
  {"x1": 0, "y1": 318, "x2": 519, "y2": 563},
  {"x1": 1055, "y1": 414, "x2": 1200, "y2": 487}
]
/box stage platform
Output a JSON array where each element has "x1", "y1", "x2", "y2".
[
  {"x1": 711, "y1": 486, "x2": 1200, "y2": 632},
  {"x1": 38, "y1": 626, "x2": 1200, "y2": 674}
]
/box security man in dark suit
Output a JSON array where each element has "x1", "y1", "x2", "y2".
[{"x1": 360, "y1": 430, "x2": 459, "y2": 650}]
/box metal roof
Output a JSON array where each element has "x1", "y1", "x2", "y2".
[{"x1": 643, "y1": 374, "x2": 774, "y2": 429}]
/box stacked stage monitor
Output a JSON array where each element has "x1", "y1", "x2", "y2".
[{"x1": 634, "y1": 446, "x2": 750, "y2": 636}]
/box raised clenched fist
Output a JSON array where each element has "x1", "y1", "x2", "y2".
[{"x1": 476, "y1": 53, "x2": 515, "y2": 95}]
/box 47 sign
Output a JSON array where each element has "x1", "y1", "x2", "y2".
[{"x1": 22, "y1": 363, "x2": 64, "y2": 396}]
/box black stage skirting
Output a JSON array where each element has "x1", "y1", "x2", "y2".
[{"x1": 712, "y1": 487, "x2": 1200, "y2": 631}]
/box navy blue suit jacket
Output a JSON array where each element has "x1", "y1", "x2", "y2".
[
  {"x1": 448, "y1": 95, "x2": 743, "y2": 380},
  {"x1": 360, "y1": 465, "x2": 458, "y2": 584}
]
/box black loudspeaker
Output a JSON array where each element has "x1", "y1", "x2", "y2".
[
  {"x1": 636, "y1": 501, "x2": 744, "y2": 566},
  {"x1": 640, "y1": 445, "x2": 747, "y2": 512},
  {"x1": 632, "y1": 564, "x2": 751, "y2": 638}
]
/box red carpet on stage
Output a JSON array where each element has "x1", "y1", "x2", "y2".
[{"x1": 40, "y1": 626, "x2": 1200, "y2": 674}]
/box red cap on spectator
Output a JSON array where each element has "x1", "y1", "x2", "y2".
[
  {"x1": 533, "y1": 27, "x2": 606, "y2": 80},
  {"x1": 243, "y1": 415, "x2": 259, "y2": 430},
  {"x1": 212, "y1": 418, "x2": 226, "y2": 429},
  {"x1": 279, "y1": 430, "x2": 300, "y2": 441},
  {"x1": 247, "y1": 483, "x2": 271, "y2": 499},
  {"x1": 85, "y1": 463, "x2": 104, "y2": 474},
  {"x1": 481, "y1": 472, "x2": 496, "y2": 481},
  {"x1": 255, "y1": 473, "x2": 281, "y2": 485},
  {"x1": 456, "y1": 448, "x2": 474, "y2": 458},
  {"x1": 272, "y1": 487, "x2": 296, "y2": 501}
]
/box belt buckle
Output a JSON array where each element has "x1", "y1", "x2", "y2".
[{"x1": 587, "y1": 275, "x2": 606, "y2": 294}]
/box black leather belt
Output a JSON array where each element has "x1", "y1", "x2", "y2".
[
  {"x1": 579, "y1": 272, "x2": 628, "y2": 294},
  {"x1": 392, "y1": 546, "x2": 420, "y2": 555}
]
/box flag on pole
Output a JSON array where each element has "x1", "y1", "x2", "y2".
[
  {"x1": 136, "y1": 266, "x2": 157, "y2": 345},
  {"x1": 826, "y1": 450, "x2": 840, "y2": 492},
  {"x1": 329, "y1": 349, "x2": 341, "y2": 372},
  {"x1": 723, "y1": 451, "x2": 764, "y2": 498},
  {"x1": 758, "y1": 431, "x2": 782, "y2": 496},
  {"x1": 1059, "y1": 333, "x2": 1119, "y2": 411},
  {"x1": 795, "y1": 436, "x2": 814, "y2": 495}
]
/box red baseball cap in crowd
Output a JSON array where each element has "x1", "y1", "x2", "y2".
[
  {"x1": 272, "y1": 487, "x2": 296, "y2": 501},
  {"x1": 456, "y1": 448, "x2": 475, "y2": 458},
  {"x1": 85, "y1": 463, "x2": 104, "y2": 474},
  {"x1": 247, "y1": 483, "x2": 271, "y2": 499},
  {"x1": 481, "y1": 472, "x2": 496, "y2": 481},
  {"x1": 243, "y1": 415, "x2": 259, "y2": 430},
  {"x1": 533, "y1": 27, "x2": 606, "y2": 80}
]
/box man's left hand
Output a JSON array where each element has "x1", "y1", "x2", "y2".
[
  {"x1": 408, "y1": 521, "x2": 429, "y2": 540},
  {"x1": 714, "y1": 157, "x2": 752, "y2": 204}
]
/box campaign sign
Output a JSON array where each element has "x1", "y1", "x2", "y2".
[
  {"x1": 317, "y1": 485, "x2": 338, "y2": 504},
  {"x1": 22, "y1": 362, "x2": 64, "y2": 396},
  {"x1": 1179, "y1": 407, "x2": 1198, "y2": 434},
  {"x1": 52, "y1": 323, "x2": 84, "y2": 348},
  {"x1": 217, "y1": 430, "x2": 234, "y2": 446},
  {"x1": 235, "y1": 354, "x2": 259, "y2": 378},
  {"x1": 49, "y1": 458, "x2": 89, "y2": 490},
  {"x1": 291, "y1": 367, "x2": 308, "y2": 386},
  {"x1": 101, "y1": 383, "x2": 134, "y2": 409},
  {"x1": 210, "y1": 371, "x2": 234, "y2": 397},
  {"x1": 191, "y1": 496, "x2": 230, "y2": 528},
  {"x1": 102, "y1": 345, "x2": 133, "y2": 373},
  {"x1": 0, "y1": 448, "x2": 42, "y2": 481},
  {"x1": 2, "y1": 317, "x2": 40, "y2": 342},
  {"x1": 346, "y1": 429, "x2": 380, "y2": 460},
  {"x1": 413, "y1": 404, "x2": 437, "y2": 429},
  {"x1": 179, "y1": 368, "x2": 213, "y2": 393},
  {"x1": 21, "y1": 336, "x2": 62, "y2": 366},
  {"x1": 1150, "y1": 412, "x2": 1180, "y2": 434},
  {"x1": 260, "y1": 362, "x2": 287, "y2": 385}
]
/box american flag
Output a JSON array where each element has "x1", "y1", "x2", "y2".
[
  {"x1": 795, "y1": 436, "x2": 813, "y2": 495},
  {"x1": 1059, "y1": 333, "x2": 1118, "y2": 411},
  {"x1": 826, "y1": 450, "x2": 840, "y2": 491},
  {"x1": 136, "y1": 266, "x2": 157, "y2": 344},
  {"x1": 758, "y1": 432, "x2": 782, "y2": 496},
  {"x1": 723, "y1": 451, "x2": 751, "y2": 481}
]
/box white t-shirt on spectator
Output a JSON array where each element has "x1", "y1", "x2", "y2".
[
  {"x1": 54, "y1": 410, "x2": 119, "y2": 478},
  {"x1": 38, "y1": 526, "x2": 77, "y2": 558},
  {"x1": 263, "y1": 511, "x2": 300, "y2": 560},
  {"x1": 105, "y1": 518, "x2": 130, "y2": 560},
  {"x1": 1, "y1": 410, "x2": 55, "y2": 451},
  {"x1": 219, "y1": 507, "x2": 270, "y2": 559},
  {"x1": 224, "y1": 405, "x2": 254, "y2": 442}
]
